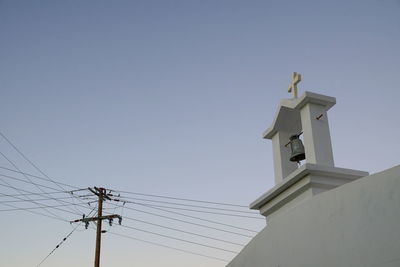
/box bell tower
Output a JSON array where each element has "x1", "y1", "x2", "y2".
[{"x1": 251, "y1": 73, "x2": 368, "y2": 220}]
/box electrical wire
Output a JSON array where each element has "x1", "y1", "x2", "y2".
[
  {"x1": 0, "y1": 195, "x2": 95, "y2": 203},
  {"x1": 107, "y1": 187, "x2": 248, "y2": 208},
  {"x1": 0, "y1": 181, "x2": 94, "y2": 207},
  {"x1": 36, "y1": 207, "x2": 97, "y2": 267},
  {"x1": 0, "y1": 165, "x2": 255, "y2": 216},
  {"x1": 108, "y1": 231, "x2": 230, "y2": 262},
  {"x1": 0, "y1": 185, "x2": 92, "y2": 216},
  {"x1": 0, "y1": 171, "x2": 251, "y2": 246},
  {"x1": 121, "y1": 216, "x2": 245, "y2": 246},
  {"x1": 1, "y1": 169, "x2": 259, "y2": 219},
  {"x1": 0, "y1": 201, "x2": 69, "y2": 222},
  {"x1": 114, "y1": 195, "x2": 258, "y2": 214},
  {"x1": 121, "y1": 200, "x2": 262, "y2": 219},
  {"x1": 0, "y1": 202, "x2": 95, "y2": 212},
  {"x1": 0, "y1": 164, "x2": 88, "y2": 215},
  {"x1": 0, "y1": 175, "x2": 65, "y2": 220},
  {"x1": 0, "y1": 131, "x2": 76, "y2": 192},
  {"x1": 119, "y1": 224, "x2": 238, "y2": 253},
  {"x1": 0, "y1": 167, "x2": 247, "y2": 213},
  {"x1": 0, "y1": 130, "x2": 90, "y2": 214},
  {"x1": 5, "y1": 184, "x2": 236, "y2": 264},
  {"x1": 0, "y1": 167, "x2": 249, "y2": 214},
  {"x1": 0, "y1": 163, "x2": 96, "y2": 216},
  {"x1": 0, "y1": 173, "x2": 74, "y2": 194},
  {"x1": 0, "y1": 190, "x2": 81, "y2": 198},
  {"x1": 0, "y1": 177, "x2": 94, "y2": 212},
  {"x1": 0, "y1": 166, "x2": 79, "y2": 189},
  {"x1": 115, "y1": 201, "x2": 259, "y2": 233},
  {"x1": 36, "y1": 225, "x2": 80, "y2": 267},
  {"x1": 0, "y1": 151, "x2": 72, "y2": 219},
  {"x1": 0, "y1": 132, "x2": 253, "y2": 264},
  {"x1": 106, "y1": 202, "x2": 254, "y2": 237}
]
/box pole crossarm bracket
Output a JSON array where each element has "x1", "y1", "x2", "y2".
[
  {"x1": 70, "y1": 214, "x2": 122, "y2": 224},
  {"x1": 88, "y1": 187, "x2": 112, "y2": 201}
]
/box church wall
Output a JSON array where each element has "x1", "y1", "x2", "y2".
[{"x1": 227, "y1": 165, "x2": 400, "y2": 267}]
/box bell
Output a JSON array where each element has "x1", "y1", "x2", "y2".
[{"x1": 289, "y1": 134, "x2": 306, "y2": 162}]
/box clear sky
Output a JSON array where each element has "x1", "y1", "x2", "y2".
[{"x1": 0, "y1": 1, "x2": 399, "y2": 266}]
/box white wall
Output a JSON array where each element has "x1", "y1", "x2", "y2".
[{"x1": 227, "y1": 165, "x2": 400, "y2": 267}]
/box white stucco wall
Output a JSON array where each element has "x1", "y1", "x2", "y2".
[{"x1": 227, "y1": 165, "x2": 400, "y2": 267}]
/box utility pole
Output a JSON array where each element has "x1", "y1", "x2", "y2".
[{"x1": 71, "y1": 187, "x2": 122, "y2": 267}]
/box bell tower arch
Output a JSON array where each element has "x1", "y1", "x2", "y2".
[{"x1": 263, "y1": 90, "x2": 336, "y2": 182}]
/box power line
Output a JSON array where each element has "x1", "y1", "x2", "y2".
[
  {"x1": 36, "y1": 224, "x2": 80, "y2": 267},
  {"x1": 36, "y1": 207, "x2": 97, "y2": 267},
  {"x1": 0, "y1": 199, "x2": 88, "y2": 216},
  {"x1": 1, "y1": 168, "x2": 261, "y2": 220},
  {"x1": 0, "y1": 173, "x2": 71, "y2": 194},
  {"x1": 0, "y1": 176, "x2": 94, "y2": 212},
  {"x1": 108, "y1": 231, "x2": 230, "y2": 262},
  {"x1": 0, "y1": 178, "x2": 258, "y2": 238},
  {"x1": 118, "y1": 201, "x2": 259, "y2": 233},
  {"x1": 0, "y1": 151, "x2": 73, "y2": 219},
  {"x1": 1, "y1": 168, "x2": 259, "y2": 218},
  {"x1": 0, "y1": 167, "x2": 249, "y2": 214},
  {"x1": 114, "y1": 195, "x2": 258, "y2": 214},
  {"x1": 0, "y1": 167, "x2": 248, "y2": 211},
  {"x1": 121, "y1": 216, "x2": 245, "y2": 246},
  {"x1": 107, "y1": 187, "x2": 248, "y2": 208},
  {"x1": 0, "y1": 190, "x2": 80, "y2": 198},
  {"x1": 0, "y1": 180, "x2": 94, "y2": 207},
  {"x1": 1, "y1": 191, "x2": 239, "y2": 263},
  {"x1": 106, "y1": 202, "x2": 254, "y2": 237},
  {"x1": 0, "y1": 203, "x2": 95, "y2": 212},
  {"x1": 0, "y1": 195, "x2": 95, "y2": 204},
  {"x1": 0, "y1": 178, "x2": 73, "y2": 196},
  {"x1": 0, "y1": 174, "x2": 65, "y2": 220},
  {"x1": 0, "y1": 168, "x2": 249, "y2": 212},
  {"x1": 0, "y1": 129, "x2": 89, "y2": 213},
  {"x1": 119, "y1": 224, "x2": 238, "y2": 253},
  {"x1": 0, "y1": 201, "x2": 69, "y2": 222},
  {"x1": 0, "y1": 166, "x2": 79, "y2": 189},
  {"x1": 0, "y1": 131, "x2": 74, "y2": 192},
  {"x1": 122, "y1": 201, "x2": 262, "y2": 219},
  {"x1": 0, "y1": 131, "x2": 253, "y2": 264},
  {"x1": 0, "y1": 164, "x2": 257, "y2": 216},
  {"x1": 0, "y1": 184, "x2": 93, "y2": 216},
  {"x1": 0, "y1": 168, "x2": 87, "y2": 216}
]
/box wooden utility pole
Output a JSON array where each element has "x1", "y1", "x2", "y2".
[
  {"x1": 94, "y1": 187, "x2": 104, "y2": 267},
  {"x1": 71, "y1": 187, "x2": 122, "y2": 267}
]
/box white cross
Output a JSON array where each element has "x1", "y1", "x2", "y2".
[{"x1": 288, "y1": 72, "x2": 301, "y2": 98}]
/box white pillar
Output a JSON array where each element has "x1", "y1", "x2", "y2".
[
  {"x1": 272, "y1": 131, "x2": 298, "y2": 183},
  {"x1": 299, "y1": 103, "x2": 334, "y2": 166}
]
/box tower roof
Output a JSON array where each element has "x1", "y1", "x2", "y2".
[{"x1": 263, "y1": 91, "x2": 336, "y2": 139}]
